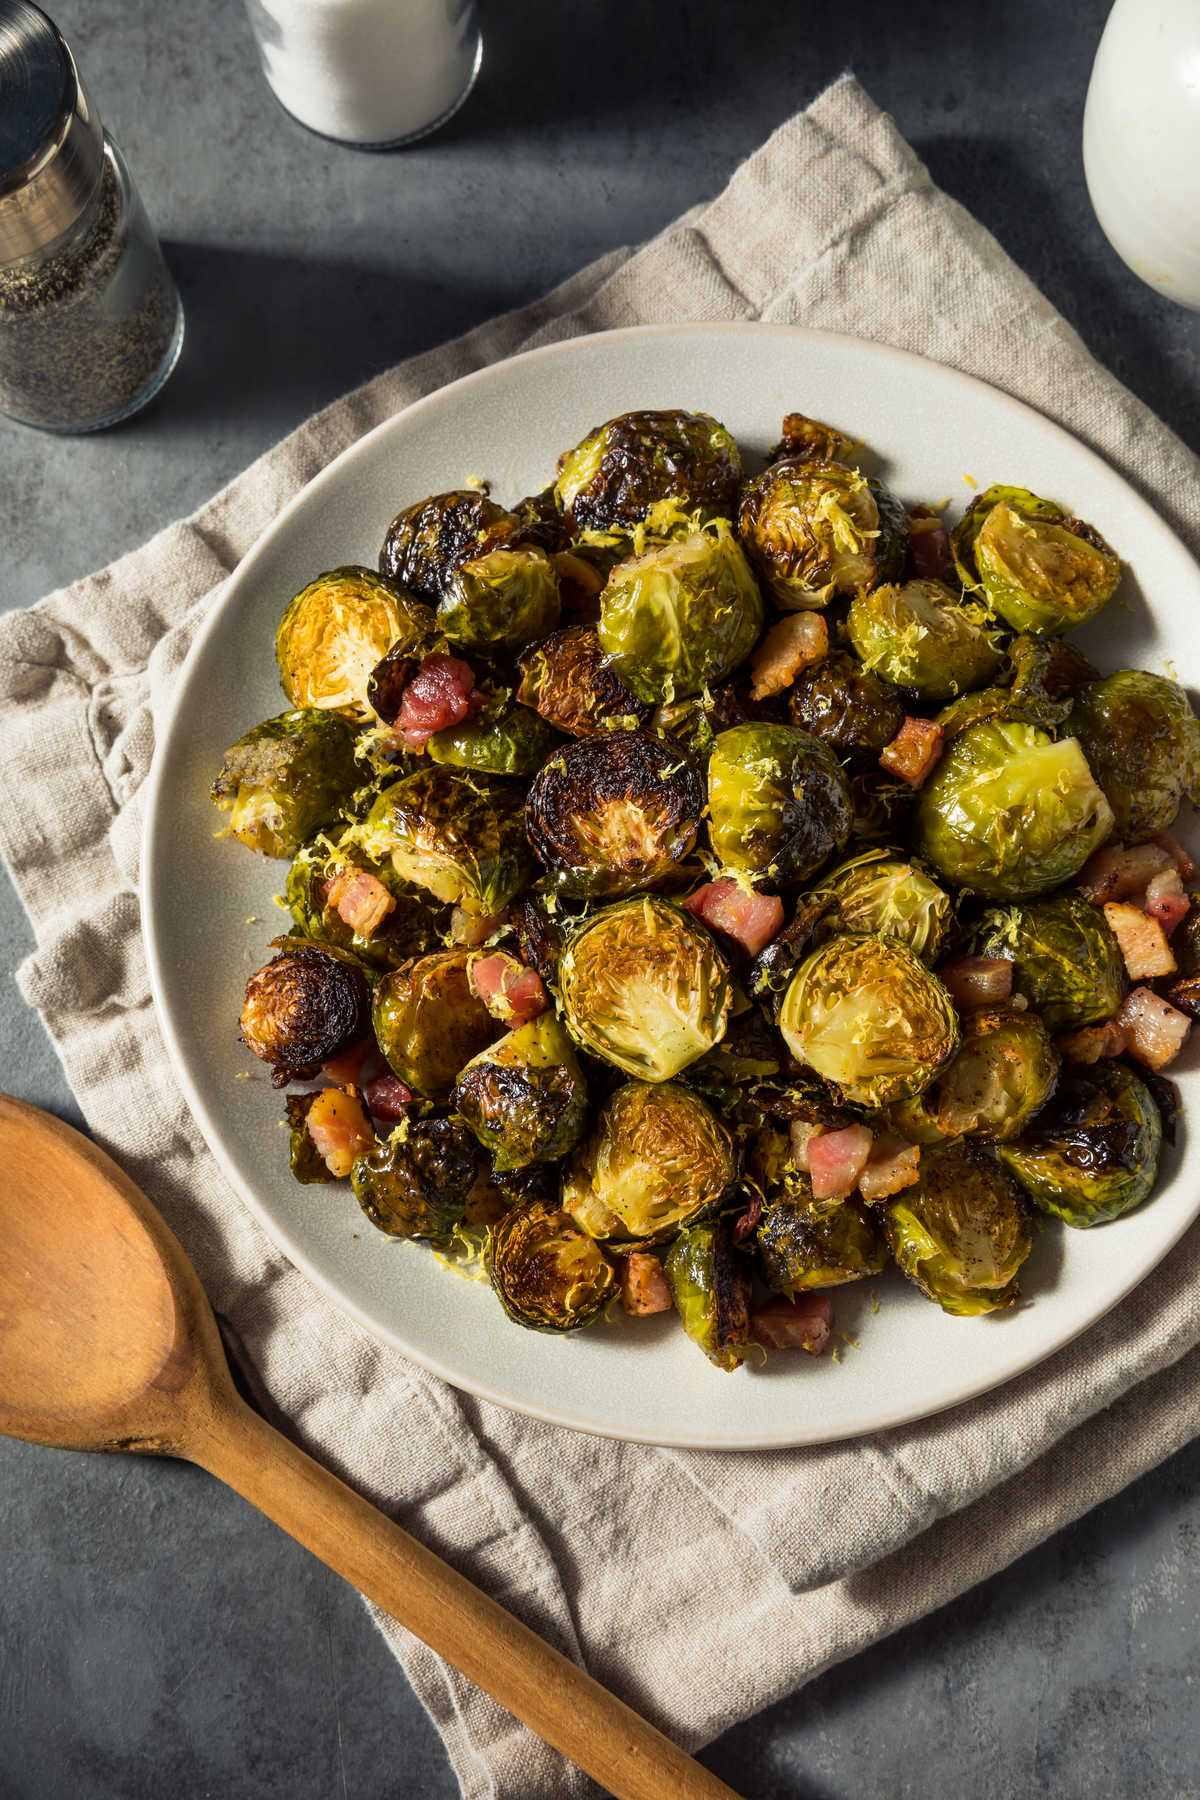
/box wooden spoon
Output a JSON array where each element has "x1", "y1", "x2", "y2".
[{"x1": 0, "y1": 1095, "x2": 741, "y2": 1800}]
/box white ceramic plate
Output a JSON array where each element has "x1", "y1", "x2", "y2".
[{"x1": 142, "y1": 323, "x2": 1199, "y2": 1449}]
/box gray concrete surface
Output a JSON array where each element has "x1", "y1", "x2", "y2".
[{"x1": 1, "y1": 1, "x2": 1197, "y2": 1794}]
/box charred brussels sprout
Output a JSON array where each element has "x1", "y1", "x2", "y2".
[
  {"x1": 935, "y1": 632, "x2": 1079, "y2": 744},
  {"x1": 1068, "y1": 670, "x2": 1200, "y2": 839},
  {"x1": 847, "y1": 579, "x2": 1004, "y2": 701},
  {"x1": 241, "y1": 938, "x2": 370, "y2": 1085},
  {"x1": 970, "y1": 894, "x2": 1126, "y2": 1031},
  {"x1": 488, "y1": 1201, "x2": 615, "y2": 1333},
  {"x1": 276, "y1": 567, "x2": 433, "y2": 722},
  {"x1": 509, "y1": 889, "x2": 564, "y2": 983},
  {"x1": 525, "y1": 731, "x2": 703, "y2": 899},
  {"x1": 212, "y1": 710, "x2": 358, "y2": 859},
  {"x1": 768, "y1": 410, "x2": 856, "y2": 465},
  {"x1": 737, "y1": 459, "x2": 904, "y2": 610},
  {"x1": 994, "y1": 1062, "x2": 1162, "y2": 1227},
  {"x1": 779, "y1": 934, "x2": 959, "y2": 1107},
  {"x1": 436, "y1": 545, "x2": 561, "y2": 653},
  {"x1": 285, "y1": 829, "x2": 446, "y2": 969},
  {"x1": 707, "y1": 723, "x2": 852, "y2": 885},
  {"x1": 425, "y1": 694, "x2": 560, "y2": 776},
  {"x1": 554, "y1": 409, "x2": 741, "y2": 538},
  {"x1": 353, "y1": 767, "x2": 532, "y2": 916},
  {"x1": 453, "y1": 1012, "x2": 588, "y2": 1172},
  {"x1": 515, "y1": 625, "x2": 651, "y2": 738},
  {"x1": 787, "y1": 651, "x2": 905, "y2": 767},
  {"x1": 597, "y1": 523, "x2": 764, "y2": 704},
  {"x1": 883, "y1": 1145, "x2": 1032, "y2": 1315},
  {"x1": 562, "y1": 1080, "x2": 735, "y2": 1242},
  {"x1": 371, "y1": 950, "x2": 498, "y2": 1099},
  {"x1": 914, "y1": 722, "x2": 1114, "y2": 899},
  {"x1": 890, "y1": 1006, "x2": 1060, "y2": 1145},
  {"x1": 351, "y1": 1117, "x2": 482, "y2": 1240},
  {"x1": 952, "y1": 484, "x2": 1121, "y2": 635},
  {"x1": 812, "y1": 847, "x2": 953, "y2": 964},
  {"x1": 758, "y1": 1199, "x2": 886, "y2": 1295},
  {"x1": 379, "y1": 490, "x2": 520, "y2": 602},
  {"x1": 663, "y1": 1217, "x2": 751, "y2": 1371},
  {"x1": 557, "y1": 895, "x2": 732, "y2": 1081}
]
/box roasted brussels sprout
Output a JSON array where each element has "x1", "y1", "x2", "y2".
[
  {"x1": 371, "y1": 950, "x2": 498, "y2": 1100},
  {"x1": 970, "y1": 894, "x2": 1126, "y2": 1031},
  {"x1": 883, "y1": 1145, "x2": 1032, "y2": 1315},
  {"x1": 847, "y1": 579, "x2": 1004, "y2": 702},
  {"x1": 557, "y1": 895, "x2": 732, "y2": 1081},
  {"x1": 951, "y1": 484, "x2": 1121, "y2": 635},
  {"x1": 285, "y1": 827, "x2": 446, "y2": 968},
  {"x1": 768, "y1": 411, "x2": 856, "y2": 465},
  {"x1": 914, "y1": 722, "x2": 1114, "y2": 900},
  {"x1": 276, "y1": 567, "x2": 434, "y2": 722},
  {"x1": 515, "y1": 625, "x2": 651, "y2": 738},
  {"x1": 757, "y1": 1199, "x2": 886, "y2": 1295},
  {"x1": 241, "y1": 938, "x2": 370, "y2": 1085},
  {"x1": 935, "y1": 632, "x2": 1078, "y2": 744},
  {"x1": 779, "y1": 934, "x2": 959, "y2": 1107},
  {"x1": 787, "y1": 651, "x2": 905, "y2": 767},
  {"x1": 554, "y1": 409, "x2": 741, "y2": 537},
  {"x1": 663, "y1": 1218, "x2": 751, "y2": 1371},
  {"x1": 379, "y1": 490, "x2": 520, "y2": 603},
  {"x1": 487, "y1": 1201, "x2": 615, "y2": 1332},
  {"x1": 425, "y1": 694, "x2": 561, "y2": 776},
  {"x1": 351, "y1": 1116, "x2": 483, "y2": 1239},
  {"x1": 509, "y1": 889, "x2": 565, "y2": 983},
  {"x1": 707, "y1": 723, "x2": 852, "y2": 886},
  {"x1": 811, "y1": 847, "x2": 953, "y2": 964},
  {"x1": 890, "y1": 1006, "x2": 1060, "y2": 1145},
  {"x1": 994, "y1": 1061, "x2": 1162, "y2": 1227},
  {"x1": 212, "y1": 709, "x2": 359, "y2": 858},
  {"x1": 1068, "y1": 669, "x2": 1200, "y2": 839},
  {"x1": 562, "y1": 1080, "x2": 736, "y2": 1242},
  {"x1": 597, "y1": 523, "x2": 764, "y2": 705},
  {"x1": 453, "y1": 1012, "x2": 588, "y2": 1171},
  {"x1": 525, "y1": 731, "x2": 703, "y2": 898},
  {"x1": 353, "y1": 767, "x2": 532, "y2": 916},
  {"x1": 436, "y1": 545, "x2": 561, "y2": 653},
  {"x1": 737, "y1": 459, "x2": 904, "y2": 610}
]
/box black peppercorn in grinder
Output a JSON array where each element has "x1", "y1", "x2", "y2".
[{"x1": 0, "y1": 1, "x2": 183, "y2": 431}]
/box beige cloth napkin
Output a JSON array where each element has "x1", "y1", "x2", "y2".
[{"x1": 4, "y1": 76, "x2": 1200, "y2": 1797}]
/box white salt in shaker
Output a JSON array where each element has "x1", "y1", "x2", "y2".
[{"x1": 243, "y1": 0, "x2": 482, "y2": 148}]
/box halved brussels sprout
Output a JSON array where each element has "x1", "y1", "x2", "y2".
[
  {"x1": 425, "y1": 694, "x2": 561, "y2": 776},
  {"x1": 1068, "y1": 669, "x2": 1200, "y2": 839},
  {"x1": 787, "y1": 650, "x2": 906, "y2": 767},
  {"x1": 913, "y1": 721, "x2": 1114, "y2": 900},
  {"x1": 994, "y1": 1061, "x2": 1162, "y2": 1227},
  {"x1": 515, "y1": 624, "x2": 651, "y2": 738},
  {"x1": 371, "y1": 950, "x2": 498, "y2": 1100},
  {"x1": 707, "y1": 723, "x2": 852, "y2": 886},
  {"x1": 847, "y1": 579, "x2": 1004, "y2": 702},
  {"x1": 351, "y1": 1116, "x2": 483, "y2": 1240},
  {"x1": 952, "y1": 484, "x2": 1121, "y2": 635},
  {"x1": 453, "y1": 1011, "x2": 588, "y2": 1172},
  {"x1": 487, "y1": 1200, "x2": 615, "y2": 1333},
  {"x1": 436, "y1": 545, "x2": 561, "y2": 652},
  {"x1": 352, "y1": 767, "x2": 532, "y2": 916},
  {"x1": 379, "y1": 489, "x2": 520, "y2": 602},
  {"x1": 811, "y1": 847, "x2": 953, "y2": 964},
  {"x1": 554, "y1": 409, "x2": 741, "y2": 537},
  {"x1": 212, "y1": 709, "x2": 358, "y2": 859},
  {"x1": 883, "y1": 1145, "x2": 1032, "y2": 1315},
  {"x1": 557, "y1": 895, "x2": 732, "y2": 1081},
  {"x1": 663, "y1": 1217, "x2": 751, "y2": 1371},
  {"x1": 970, "y1": 894, "x2": 1126, "y2": 1031},
  {"x1": 757, "y1": 1199, "x2": 886, "y2": 1295},
  {"x1": 525, "y1": 731, "x2": 703, "y2": 899},
  {"x1": 889, "y1": 1005, "x2": 1060, "y2": 1145},
  {"x1": 737, "y1": 459, "x2": 904, "y2": 610},
  {"x1": 597, "y1": 523, "x2": 764, "y2": 705},
  {"x1": 241, "y1": 938, "x2": 370, "y2": 1085},
  {"x1": 562, "y1": 1080, "x2": 736, "y2": 1242},
  {"x1": 779, "y1": 934, "x2": 959, "y2": 1107},
  {"x1": 285, "y1": 827, "x2": 446, "y2": 969},
  {"x1": 276, "y1": 567, "x2": 434, "y2": 722}
]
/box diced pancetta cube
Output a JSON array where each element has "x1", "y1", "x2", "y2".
[
  {"x1": 1079, "y1": 841, "x2": 1171, "y2": 904},
  {"x1": 808, "y1": 1124, "x2": 874, "y2": 1202},
  {"x1": 304, "y1": 1085, "x2": 375, "y2": 1178},
  {"x1": 321, "y1": 1038, "x2": 384, "y2": 1087},
  {"x1": 751, "y1": 1295, "x2": 834, "y2": 1355},
  {"x1": 394, "y1": 654, "x2": 485, "y2": 750},
  {"x1": 1056, "y1": 1020, "x2": 1129, "y2": 1064},
  {"x1": 748, "y1": 612, "x2": 829, "y2": 700},
  {"x1": 1116, "y1": 987, "x2": 1191, "y2": 1071},
  {"x1": 1144, "y1": 867, "x2": 1189, "y2": 937},
  {"x1": 325, "y1": 867, "x2": 396, "y2": 939},
  {"x1": 364, "y1": 1073, "x2": 414, "y2": 1122},
  {"x1": 879, "y1": 716, "x2": 944, "y2": 787},
  {"x1": 617, "y1": 1252, "x2": 673, "y2": 1316},
  {"x1": 1103, "y1": 901, "x2": 1177, "y2": 979},
  {"x1": 857, "y1": 1131, "x2": 921, "y2": 1201},
  {"x1": 469, "y1": 953, "x2": 549, "y2": 1026},
  {"x1": 907, "y1": 513, "x2": 953, "y2": 582},
  {"x1": 683, "y1": 879, "x2": 784, "y2": 956},
  {"x1": 937, "y1": 954, "x2": 1014, "y2": 1009}
]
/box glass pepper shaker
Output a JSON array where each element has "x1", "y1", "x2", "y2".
[{"x1": 0, "y1": 1, "x2": 184, "y2": 432}]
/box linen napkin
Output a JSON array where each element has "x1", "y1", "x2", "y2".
[{"x1": 4, "y1": 75, "x2": 1200, "y2": 1799}]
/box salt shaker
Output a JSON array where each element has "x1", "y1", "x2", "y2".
[{"x1": 0, "y1": 1, "x2": 184, "y2": 432}]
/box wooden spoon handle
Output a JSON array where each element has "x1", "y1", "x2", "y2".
[{"x1": 188, "y1": 1393, "x2": 741, "y2": 1800}]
